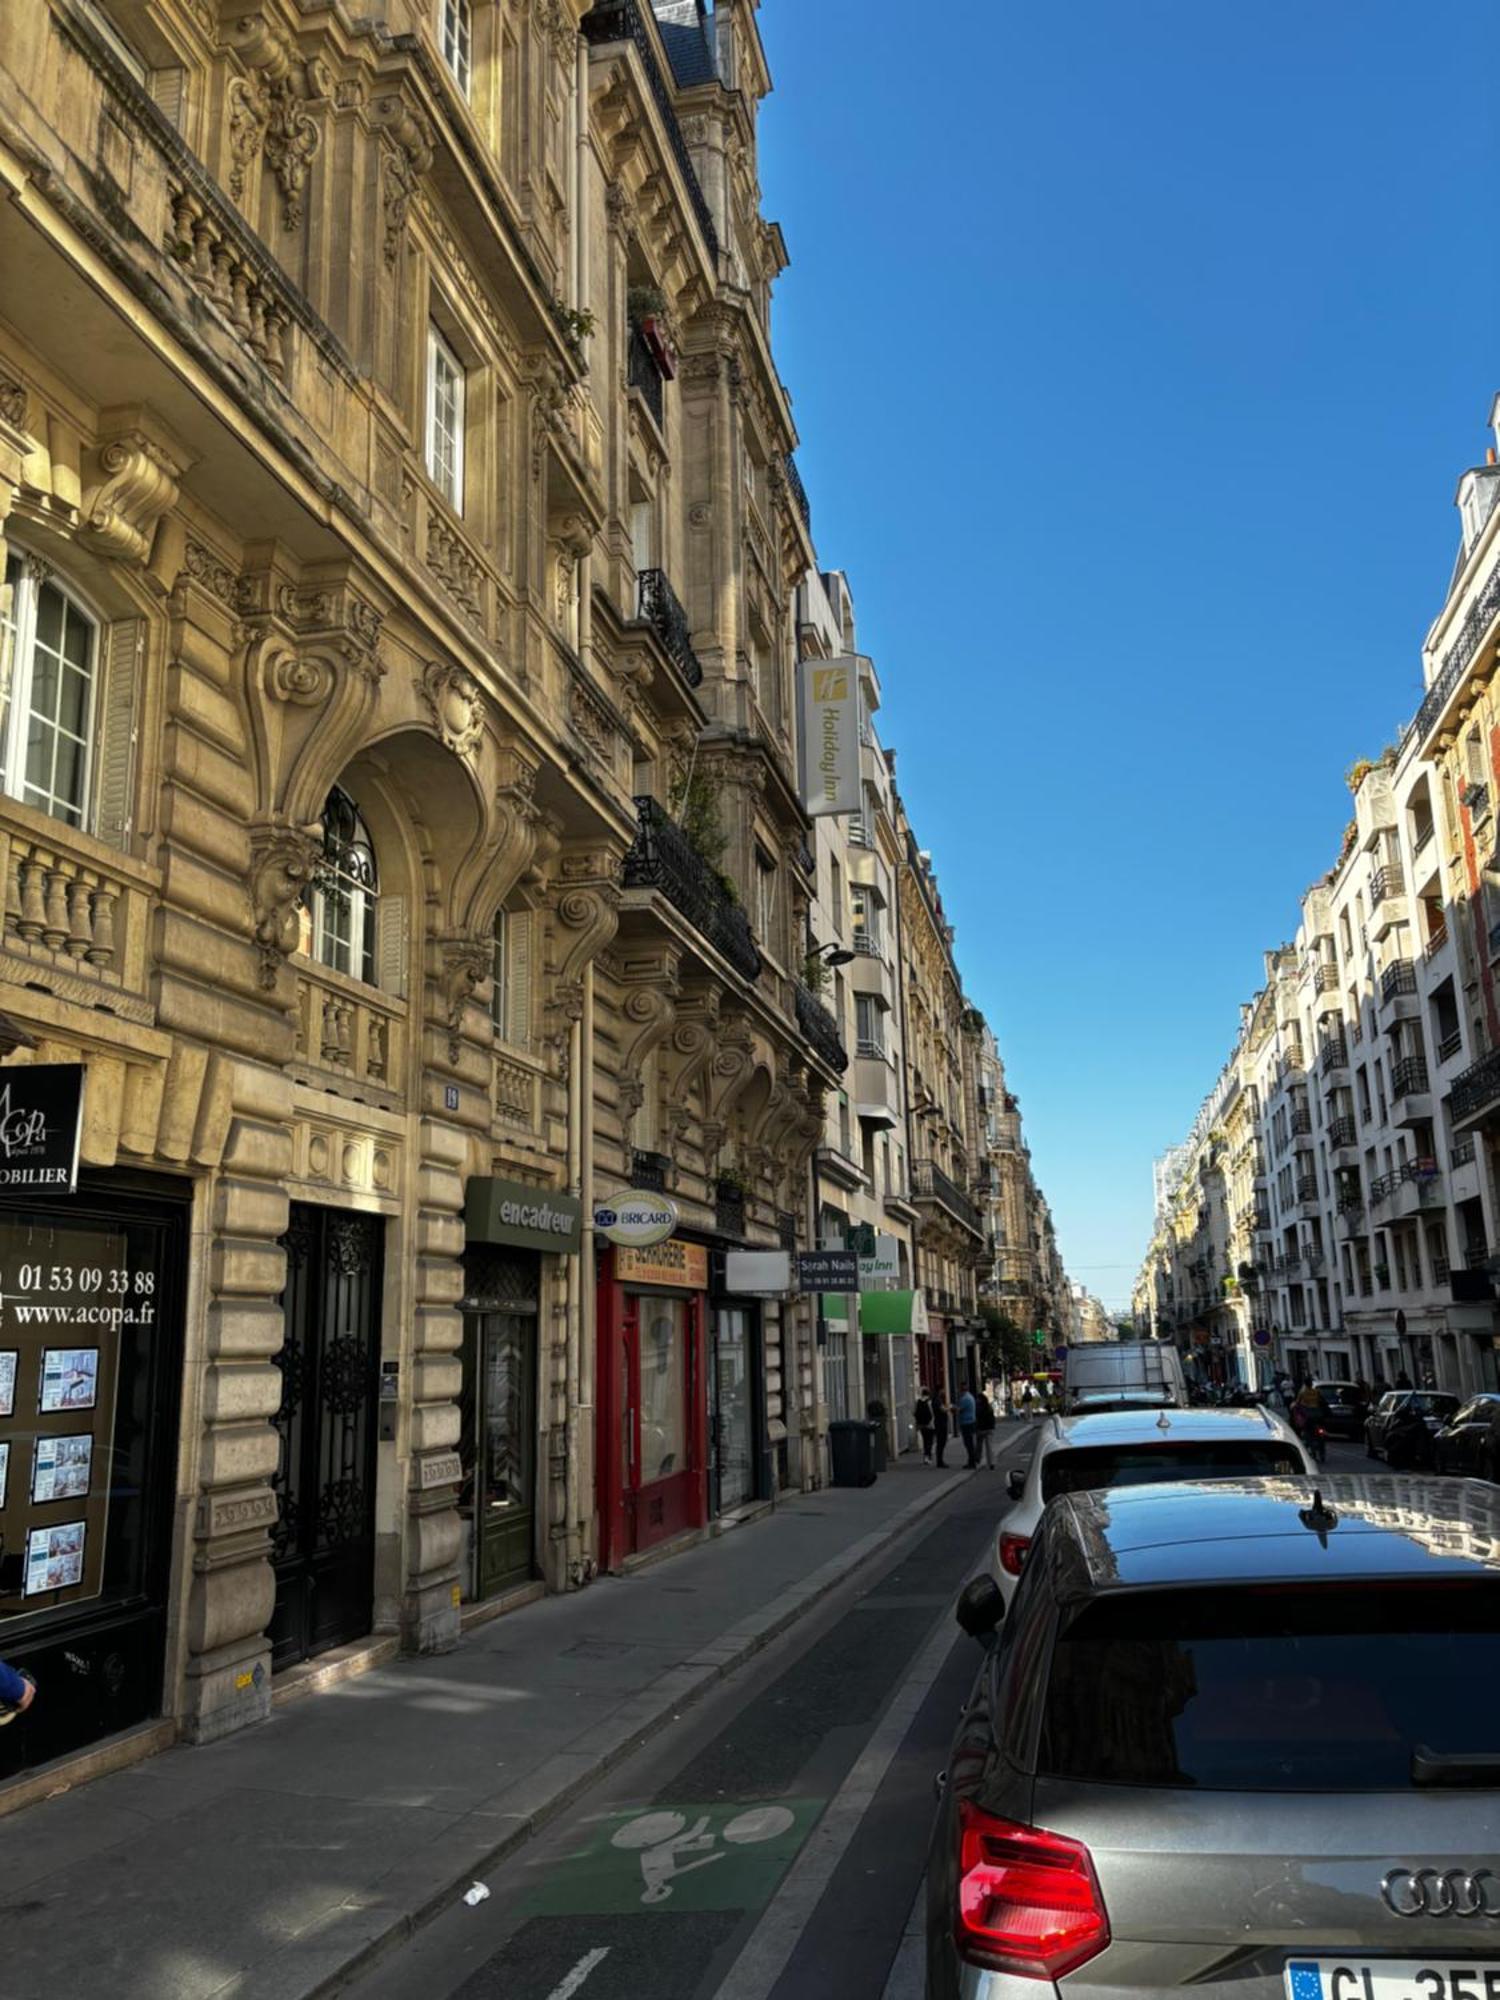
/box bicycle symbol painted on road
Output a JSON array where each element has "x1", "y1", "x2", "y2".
[{"x1": 610, "y1": 1805, "x2": 798, "y2": 1904}]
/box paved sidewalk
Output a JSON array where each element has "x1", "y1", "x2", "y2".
[{"x1": 0, "y1": 1445, "x2": 1024, "y2": 2000}]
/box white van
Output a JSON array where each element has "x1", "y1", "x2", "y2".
[{"x1": 1061, "y1": 1339, "x2": 1187, "y2": 1411}]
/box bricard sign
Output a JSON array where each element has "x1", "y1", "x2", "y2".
[{"x1": 0, "y1": 1064, "x2": 84, "y2": 1194}]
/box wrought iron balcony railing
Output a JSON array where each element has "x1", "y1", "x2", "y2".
[
  {"x1": 1380, "y1": 959, "x2": 1417, "y2": 1002},
  {"x1": 1405, "y1": 563, "x2": 1500, "y2": 750},
  {"x1": 1290, "y1": 1107, "x2": 1312, "y2": 1136},
  {"x1": 1319, "y1": 1038, "x2": 1349, "y2": 1076},
  {"x1": 1439, "y1": 1027, "x2": 1464, "y2": 1063},
  {"x1": 1453, "y1": 1137, "x2": 1477, "y2": 1168},
  {"x1": 785, "y1": 453, "x2": 811, "y2": 528},
  {"x1": 1327, "y1": 1116, "x2": 1358, "y2": 1149},
  {"x1": 911, "y1": 1158, "x2": 983, "y2": 1236},
  {"x1": 630, "y1": 1149, "x2": 670, "y2": 1193},
  {"x1": 794, "y1": 979, "x2": 849, "y2": 1074},
  {"x1": 622, "y1": 796, "x2": 762, "y2": 981},
  {"x1": 627, "y1": 321, "x2": 665, "y2": 427},
  {"x1": 635, "y1": 568, "x2": 703, "y2": 686},
  {"x1": 580, "y1": 2, "x2": 720, "y2": 260},
  {"x1": 1296, "y1": 1176, "x2": 1319, "y2": 1204},
  {"x1": 1314, "y1": 962, "x2": 1339, "y2": 994},
  {"x1": 1392, "y1": 1054, "x2": 1430, "y2": 1099},
  {"x1": 1371, "y1": 863, "x2": 1404, "y2": 905},
  {"x1": 1451, "y1": 1046, "x2": 1500, "y2": 1127}
]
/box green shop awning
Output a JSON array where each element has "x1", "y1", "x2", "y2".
[{"x1": 860, "y1": 1290, "x2": 929, "y2": 1337}]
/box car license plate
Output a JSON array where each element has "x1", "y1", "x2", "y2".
[{"x1": 1286, "y1": 1962, "x2": 1500, "y2": 1999}]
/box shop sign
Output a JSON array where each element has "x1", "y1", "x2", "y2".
[
  {"x1": 797, "y1": 656, "x2": 862, "y2": 817},
  {"x1": 857, "y1": 1233, "x2": 901, "y2": 1288},
  {"x1": 595, "y1": 1191, "x2": 679, "y2": 1249},
  {"x1": 859, "y1": 1288, "x2": 930, "y2": 1337},
  {"x1": 0, "y1": 1063, "x2": 84, "y2": 1194},
  {"x1": 795, "y1": 1249, "x2": 859, "y2": 1291},
  {"x1": 616, "y1": 1238, "x2": 708, "y2": 1290},
  {"x1": 723, "y1": 1250, "x2": 792, "y2": 1294},
  {"x1": 465, "y1": 1176, "x2": 582, "y2": 1255}
]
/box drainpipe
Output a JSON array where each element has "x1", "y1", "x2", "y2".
[
  {"x1": 577, "y1": 960, "x2": 597, "y2": 1578},
  {"x1": 575, "y1": 37, "x2": 589, "y2": 313},
  {"x1": 564, "y1": 999, "x2": 584, "y2": 1586}
]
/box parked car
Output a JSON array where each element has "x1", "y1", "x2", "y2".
[
  {"x1": 1364, "y1": 1388, "x2": 1459, "y2": 1467},
  {"x1": 1434, "y1": 1392, "x2": 1500, "y2": 1481},
  {"x1": 1309, "y1": 1378, "x2": 1369, "y2": 1440},
  {"x1": 991, "y1": 1405, "x2": 1308, "y2": 1603},
  {"x1": 929, "y1": 1474, "x2": 1500, "y2": 1999}
]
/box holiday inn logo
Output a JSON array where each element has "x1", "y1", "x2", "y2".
[{"x1": 811, "y1": 665, "x2": 849, "y2": 703}]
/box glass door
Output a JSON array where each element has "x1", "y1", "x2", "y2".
[{"x1": 712, "y1": 1307, "x2": 755, "y2": 1514}]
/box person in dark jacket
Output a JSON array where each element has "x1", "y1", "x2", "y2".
[
  {"x1": 914, "y1": 1389, "x2": 935, "y2": 1464},
  {"x1": 933, "y1": 1391, "x2": 952, "y2": 1467},
  {"x1": 975, "y1": 1389, "x2": 998, "y2": 1468},
  {"x1": 0, "y1": 1659, "x2": 34, "y2": 1724}
]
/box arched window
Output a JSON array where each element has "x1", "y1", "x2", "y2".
[
  {"x1": 310, "y1": 785, "x2": 378, "y2": 983},
  {"x1": 1, "y1": 551, "x2": 99, "y2": 827}
]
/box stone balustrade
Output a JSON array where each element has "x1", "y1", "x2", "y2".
[
  {"x1": 0, "y1": 815, "x2": 155, "y2": 1006},
  {"x1": 293, "y1": 965, "x2": 407, "y2": 1099}
]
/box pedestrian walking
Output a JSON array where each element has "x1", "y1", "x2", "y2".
[
  {"x1": 0, "y1": 1658, "x2": 35, "y2": 1726},
  {"x1": 975, "y1": 1388, "x2": 998, "y2": 1467},
  {"x1": 914, "y1": 1388, "x2": 935, "y2": 1464},
  {"x1": 933, "y1": 1391, "x2": 951, "y2": 1467},
  {"x1": 957, "y1": 1386, "x2": 978, "y2": 1468}
]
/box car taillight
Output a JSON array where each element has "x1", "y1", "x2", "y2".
[
  {"x1": 998, "y1": 1531, "x2": 1031, "y2": 1576},
  {"x1": 955, "y1": 1800, "x2": 1109, "y2": 1978}
]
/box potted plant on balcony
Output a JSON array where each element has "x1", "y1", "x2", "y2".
[{"x1": 628, "y1": 284, "x2": 678, "y2": 379}]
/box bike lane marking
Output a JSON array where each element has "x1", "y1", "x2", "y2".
[{"x1": 521, "y1": 1799, "x2": 822, "y2": 1918}]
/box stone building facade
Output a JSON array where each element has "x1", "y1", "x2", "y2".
[{"x1": 0, "y1": 0, "x2": 850, "y2": 1783}]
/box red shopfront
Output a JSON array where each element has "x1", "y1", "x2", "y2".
[{"x1": 596, "y1": 1239, "x2": 709, "y2": 1570}]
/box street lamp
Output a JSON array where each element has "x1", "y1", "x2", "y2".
[{"x1": 807, "y1": 938, "x2": 855, "y2": 968}]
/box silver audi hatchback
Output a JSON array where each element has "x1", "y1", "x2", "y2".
[{"x1": 926, "y1": 1475, "x2": 1500, "y2": 1999}]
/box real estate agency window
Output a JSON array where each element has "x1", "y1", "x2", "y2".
[
  {"x1": 439, "y1": 0, "x2": 472, "y2": 96},
  {"x1": 1, "y1": 552, "x2": 99, "y2": 829},
  {"x1": 426, "y1": 322, "x2": 466, "y2": 512}
]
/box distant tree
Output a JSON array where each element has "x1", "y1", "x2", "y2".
[
  {"x1": 1114, "y1": 1318, "x2": 1138, "y2": 1342},
  {"x1": 979, "y1": 1304, "x2": 1031, "y2": 1381}
]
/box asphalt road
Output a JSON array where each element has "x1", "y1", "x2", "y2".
[
  {"x1": 343, "y1": 1427, "x2": 1378, "y2": 2000},
  {"x1": 343, "y1": 1433, "x2": 1034, "y2": 2000}
]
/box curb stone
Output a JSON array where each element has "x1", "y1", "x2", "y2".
[{"x1": 226, "y1": 1450, "x2": 1029, "y2": 2000}]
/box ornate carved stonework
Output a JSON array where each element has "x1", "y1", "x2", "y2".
[
  {"x1": 179, "y1": 539, "x2": 245, "y2": 609},
  {"x1": 0, "y1": 377, "x2": 27, "y2": 431},
  {"x1": 372, "y1": 95, "x2": 434, "y2": 269},
  {"x1": 437, "y1": 933, "x2": 493, "y2": 1061},
  {"x1": 80, "y1": 427, "x2": 185, "y2": 567},
  {"x1": 420, "y1": 657, "x2": 484, "y2": 760},
  {"x1": 247, "y1": 819, "x2": 321, "y2": 988},
  {"x1": 224, "y1": 12, "x2": 326, "y2": 231}
]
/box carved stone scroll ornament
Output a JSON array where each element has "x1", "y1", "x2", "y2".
[
  {"x1": 79, "y1": 430, "x2": 184, "y2": 567},
  {"x1": 373, "y1": 96, "x2": 434, "y2": 270},
  {"x1": 223, "y1": 11, "x2": 326, "y2": 230},
  {"x1": 248, "y1": 820, "x2": 322, "y2": 989},
  {"x1": 438, "y1": 934, "x2": 493, "y2": 1062},
  {"x1": 420, "y1": 657, "x2": 484, "y2": 761},
  {"x1": 0, "y1": 377, "x2": 28, "y2": 431}
]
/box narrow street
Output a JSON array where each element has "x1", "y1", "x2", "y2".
[{"x1": 344, "y1": 1433, "x2": 1034, "y2": 2000}]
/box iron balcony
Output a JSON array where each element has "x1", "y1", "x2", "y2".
[
  {"x1": 911, "y1": 1158, "x2": 984, "y2": 1237},
  {"x1": 794, "y1": 980, "x2": 849, "y2": 1074},
  {"x1": 1379, "y1": 959, "x2": 1417, "y2": 1002},
  {"x1": 635, "y1": 568, "x2": 703, "y2": 687},
  {"x1": 580, "y1": 2, "x2": 720, "y2": 260},
  {"x1": 627, "y1": 322, "x2": 665, "y2": 428},
  {"x1": 1450, "y1": 1046, "x2": 1500, "y2": 1129},
  {"x1": 1404, "y1": 563, "x2": 1500, "y2": 751},
  {"x1": 622, "y1": 796, "x2": 762, "y2": 982},
  {"x1": 1392, "y1": 1054, "x2": 1430, "y2": 1099},
  {"x1": 1327, "y1": 1115, "x2": 1358, "y2": 1149}
]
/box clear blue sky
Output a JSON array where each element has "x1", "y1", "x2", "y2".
[{"x1": 754, "y1": 0, "x2": 1500, "y2": 1310}]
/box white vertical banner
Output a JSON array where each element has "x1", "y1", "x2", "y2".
[{"x1": 798, "y1": 655, "x2": 862, "y2": 817}]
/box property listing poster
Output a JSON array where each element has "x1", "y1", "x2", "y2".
[{"x1": 0, "y1": 1220, "x2": 132, "y2": 1615}]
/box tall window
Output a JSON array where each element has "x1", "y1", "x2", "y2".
[
  {"x1": 310, "y1": 786, "x2": 378, "y2": 984},
  {"x1": 440, "y1": 0, "x2": 472, "y2": 96},
  {"x1": 856, "y1": 994, "x2": 885, "y2": 1056},
  {"x1": 1, "y1": 552, "x2": 98, "y2": 828},
  {"x1": 490, "y1": 907, "x2": 508, "y2": 1039},
  {"x1": 426, "y1": 324, "x2": 465, "y2": 511},
  {"x1": 754, "y1": 848, "x2": 777, "y2": 952}
]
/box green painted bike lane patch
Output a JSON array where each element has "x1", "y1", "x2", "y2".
[{"x1": 522, "y1": 1799, "x2": 825, "y2": 1917}]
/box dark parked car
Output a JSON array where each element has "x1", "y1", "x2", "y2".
[
  {"x1": 927, "y1": 1475, "x2": 1500, "y2": 1998},
  {"x1": 1434, "y1": 1392, "x2": 1500, "y2": 1481},
  {"x1": 1364, "y1": 1388, "x2": 1459, "y2": 1467},
  {"x1": 1309, "y1": 1378, "x2": 1368, "y2": 1440}
]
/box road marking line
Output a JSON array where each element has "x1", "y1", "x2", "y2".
[
  {"x1": 711, "y1": 1516, "x2": 995, "y2": 2000},
  {"x1": 543, "y1": 1946, "x2": 610, "y2": 2000}
]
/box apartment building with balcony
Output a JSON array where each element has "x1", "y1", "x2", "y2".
[
  {"x1": 0, "y1": 0, "x2": 862, "y2": 1791},
  {"x1": 798, "y1": 566, "x2": 917, "y2": 1459}
]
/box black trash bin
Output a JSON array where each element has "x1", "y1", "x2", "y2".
[
  {"x1": 865, "y1": 1401, "x2": 889, "y2": 1475},
  {"x1": 828, "y1": 1418, "x2": 878, "y2": 1487}
]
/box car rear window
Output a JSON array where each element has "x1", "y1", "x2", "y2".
[
  {"x1": 1039, "y1": 1583, "x2": 1500, "y2": 1790},
  {"x1": 1040, "y1": 1441, "x2": 1300, "y2": 1500}
]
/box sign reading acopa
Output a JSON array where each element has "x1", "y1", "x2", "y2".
[{"x1": 594, "y1": 1191, "x2": 679, "y2": 1248}]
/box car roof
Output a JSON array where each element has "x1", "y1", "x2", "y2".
[
  {"x1": 1045, "y1": 1406, "x2": 1288, "y2": 1448},
  {"x1": 1049, "y1": 1474, "x2": 1500, "y2": 1599}
]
